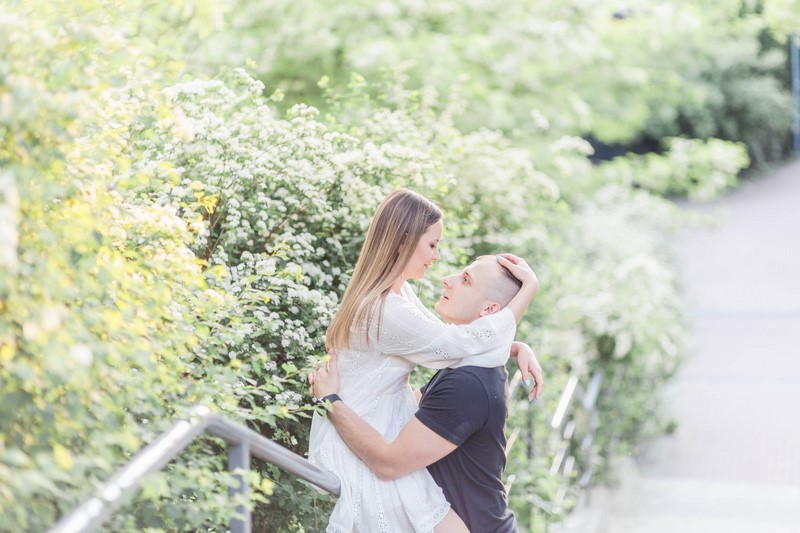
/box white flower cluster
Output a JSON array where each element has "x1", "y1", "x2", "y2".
[
  {"x1": 0, "y1": 170, "x2": 20, "y2": 272},
  {"x1": 122, "y1": 71, "x2": 418, "y2": 400},
  {"x1": 543, "y1": 184, "x2": 685, "y2": 379}
]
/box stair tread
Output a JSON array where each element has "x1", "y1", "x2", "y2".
[{"x1": 606, "y1": 476, "x2": 800, "y2": 532}]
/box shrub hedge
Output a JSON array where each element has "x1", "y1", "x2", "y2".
[{"x1": 1, "y1": 1, "x2": 777, "y2": 531}]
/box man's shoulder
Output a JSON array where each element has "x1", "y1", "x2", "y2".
[
  {"x1": 418, "y1": 367, "x2": 501, "y2": 444},
  {"x1": 440, "y1": 365, "x2": 506, "y2": 383},
  {"x1": 430, "y1": 366, "x2": 506, "y2": 395}
]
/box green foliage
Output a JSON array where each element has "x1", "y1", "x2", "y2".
[
  {"x1": 0, "y1": 0, "x2": 769, "y2": 532},
  {"x1": 626, "y1": 12, "x2": 793, "y2": 168},
  {"x1": 201, "y1": 0, "x2": 795, "y2": 170},
  {"x1": 0, "y1": 3, "x2": 275, "y2": 531},
  {"x1": 595, "y1": 137, "x2": 750, "y2": 200},
  {"x1": 764, "y1": 0, "x2": 800, "y2": 36}
]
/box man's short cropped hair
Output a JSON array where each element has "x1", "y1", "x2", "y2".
[{"x1": 477, "y1": 255, "x2": 523, "y2": 307}]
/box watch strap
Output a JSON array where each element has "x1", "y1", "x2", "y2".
[{"x1": 319, "y1": 393, "x2": 342, "y2": 405}]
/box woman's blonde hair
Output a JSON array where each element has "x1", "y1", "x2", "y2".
[{"x1": 326, "y1": 188, "x2": 442, "y2": 351}]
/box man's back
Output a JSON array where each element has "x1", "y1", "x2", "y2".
[{"x1": 416, "y1": 365, "x2": 518, "y2": 532}]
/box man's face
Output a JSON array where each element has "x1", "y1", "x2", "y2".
[{"x1": 434, "y1": 257, "x2": 501, "y2": 324}]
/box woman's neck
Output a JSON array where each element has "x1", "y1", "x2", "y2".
[{"x1": 390, "y1": 277, "x2": 405, "y2": 294}]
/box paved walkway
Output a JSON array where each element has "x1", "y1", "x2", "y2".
[{"x1": 603, "y1": 158, "x2": 800, "y2": 532}]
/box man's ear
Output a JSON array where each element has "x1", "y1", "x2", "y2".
[{"x1": 479, "y1": 302, "x2": 502, "y2": 316}]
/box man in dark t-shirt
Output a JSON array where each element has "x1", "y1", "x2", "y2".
[
  {"x1": 418, "y1": 365, "x2": 517, "y2": 531},
  {"x1": 310, "y1": 255, "x2": 543, "y2": 532}
]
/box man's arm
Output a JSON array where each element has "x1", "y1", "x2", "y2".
[
  {"x1": 414, "y1": 387, "x2": 423, "y2": 403},
  {"x1": 328, "y1": 401, "x2": 456, "y2": 480},
  {"x1": 310, "y1": 353, "x2": 455, "y2": 481}
]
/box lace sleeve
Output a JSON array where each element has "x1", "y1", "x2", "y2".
[{"x1": 376, "y1": 291, "x2": 516, "y2": 369}]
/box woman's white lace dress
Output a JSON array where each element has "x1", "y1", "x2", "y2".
[{"x1": 308, "y1": 282, "x2": 516, "y2": 532}]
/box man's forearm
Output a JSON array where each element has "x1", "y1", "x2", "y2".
[{"x1": 325, "y1": 401, "x2": 395, "y2": 478}]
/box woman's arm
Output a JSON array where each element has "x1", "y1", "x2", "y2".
[
  {"x1": 496, "y1": 254, "x2": 539, "y2": 324},
  {"x1": 377, "y1": 293, "x2": 516, "y2": 369},
  {"x1": 509, "y1": 341, "x2": 543, "y2": 401}
]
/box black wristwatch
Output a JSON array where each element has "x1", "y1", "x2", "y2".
[{"x1": 317, "y1": 393, "x2": 342, "y2": 405}]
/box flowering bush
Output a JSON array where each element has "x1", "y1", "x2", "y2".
[
  {"x1": 593, "y1": 137, "x2": 750, "y2": 201},
  {"x1": 199, "y1": 0, "x2": 793, "y2": 169},
  {"x1": 1, "y1": 1, "x2": 755, "y2": 532},
  {"x1": 0, "y1": 3, "x2": 276, "y2": 530}
]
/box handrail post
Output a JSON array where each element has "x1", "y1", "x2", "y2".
[
  {"x1": 791, "y1": 32, "x2": 799, "y2": 156},
  {"x1": 526, "y1": 400, "x2": 534, "y2": 460},
  {"x1": 228, "y1": 442, "x2": 251, "y2": 533}
]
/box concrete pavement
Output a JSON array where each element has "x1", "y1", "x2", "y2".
[{"x1": 606, "y1": 158, "x2": 800, "y2": 531}]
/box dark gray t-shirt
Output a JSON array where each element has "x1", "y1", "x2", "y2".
[{"x1": 416, "y1": 366, "x2": 518, "y2": 533}]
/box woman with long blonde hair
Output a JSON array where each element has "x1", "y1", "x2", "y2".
[{"x1": 309, "y1": 188, "x2": 538, "y2": 532}]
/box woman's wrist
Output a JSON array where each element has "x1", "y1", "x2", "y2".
[{"x1": 521, "y1": 278, "x2": 539, "y2": 294}]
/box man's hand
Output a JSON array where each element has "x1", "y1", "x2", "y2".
[
  {"x1": 308, "y1": 351, "x2": 340, "y2": 400},
  {"x1": 511, "y1": 341, "x2": 543, "y2": 401}
]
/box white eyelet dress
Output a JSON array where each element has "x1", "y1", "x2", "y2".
[{"x1": 308, "y1": 282, "x2": 516, "y2": 532}]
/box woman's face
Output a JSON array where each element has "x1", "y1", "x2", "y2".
[{"x1": 402, "y1": 219, "x2": 443, "y2": 280}]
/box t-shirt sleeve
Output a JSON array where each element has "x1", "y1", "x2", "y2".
[
  {"x1": 415, "y1": 371, "x2": 489, "y2": 445},
  {"x1": 377, "y1": 288, "x2": 516, "y2": 370}
]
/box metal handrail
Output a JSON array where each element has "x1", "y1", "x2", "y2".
[
  {"x1": 505, "y1": 369, "x2": 605, "y2": 515},
  {"x1": 49, "y1": 405, "x2": 340, "y2": 533}
]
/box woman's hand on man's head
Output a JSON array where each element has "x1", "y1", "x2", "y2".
[{"x1": 496, "y1": 254, "x2": 539, "y2": 295}]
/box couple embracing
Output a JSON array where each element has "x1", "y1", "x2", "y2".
[{"x1": 307, "y1": 189, "x2": 543, "y2": 532}]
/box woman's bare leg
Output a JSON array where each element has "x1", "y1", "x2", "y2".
[{"x1": 434, "y1": 509, "x2": 470, "y2": 533}]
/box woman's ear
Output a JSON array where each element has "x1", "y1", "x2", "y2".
[{"x1": 397, "y1": 232, "x2": 409, "y2": 255}]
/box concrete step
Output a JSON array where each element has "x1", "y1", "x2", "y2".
[{"x1": 605, "y1": 476, "x2": 800, "y2": 533}]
